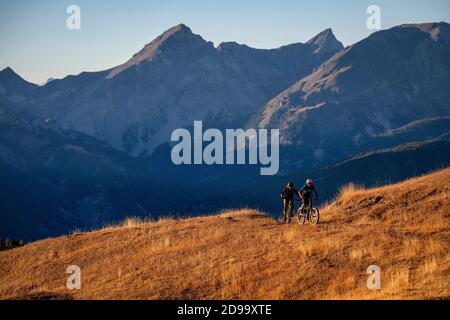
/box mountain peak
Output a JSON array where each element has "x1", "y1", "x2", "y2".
[
  {"x1": 107, "y1": 23, "x2": 205, "y2": 78},
  {"x1": 306, "y1": 28, "x2": 344, "y2": 54},
  {"x1": 0, "y1": 67, "x2": 31, "y2": 85},
  {"x1": 306, "y1": 28, "x2": 333, "y2": 44},
  {"x1": 0, "y1": 67, "x2": 37, "y2": 98},
  {"x1": 164, "y1": 23, "x2": 192, "y2": 35},
  {"x1": 153, "y1": 23, "x2": 194, "y2": 43},
  {"x1": 0, "y1": 67, "x2": 18, "y2": 78}
]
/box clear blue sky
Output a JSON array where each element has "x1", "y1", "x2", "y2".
[{"x1": 1, "y1": 0, "x2": 449, "y2": 84}]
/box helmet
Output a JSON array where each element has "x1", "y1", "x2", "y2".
[
  {"x1": 288, "y1": 182, "x2": 294, "y2": 187},
  {"x1": 306, "y1": 179, "x2": 313, "y2": 185}
]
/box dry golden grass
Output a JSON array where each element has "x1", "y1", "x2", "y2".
[{"x1": 0, "y1": 168, "x2": 449, "y2": 300}]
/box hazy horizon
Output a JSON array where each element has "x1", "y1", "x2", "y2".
[{"x1": 1, "y1": 0, "x2": 449, "y2": 84}]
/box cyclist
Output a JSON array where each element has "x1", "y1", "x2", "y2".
[
  {"x1": 300, "y1": 179, "x2": 320, "y2": 213},
  {"x1": 281, "y1": 182, "x2": 301, "y2": 224}
]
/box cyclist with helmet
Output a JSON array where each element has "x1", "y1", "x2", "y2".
[
  {"x1": 280, "y1": 182, "x2": 301, "y2": 224},
  {"x1": 300, "y1": 179, "x2": 320, "y2": 212}
]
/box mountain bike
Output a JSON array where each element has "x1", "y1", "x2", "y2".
[{"x1": 296, "y1": 198, "x2": 320, "y2": 225}]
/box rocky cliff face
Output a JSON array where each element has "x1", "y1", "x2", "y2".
[{"x1": 255, "y1": 22, "x2": 450, "y2": 167}]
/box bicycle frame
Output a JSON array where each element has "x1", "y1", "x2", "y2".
[{"x1": 296, "y1": 198, "x2": 320, "y2": 225}]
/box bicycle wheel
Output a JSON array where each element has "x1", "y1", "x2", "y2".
[
  {"x1": 309, "y1": 208, "x2": 320, "y2": 225},
  {"x1": 296, "y1": 207, "x2": 307, "y2": 225}
]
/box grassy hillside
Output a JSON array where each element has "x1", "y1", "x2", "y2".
[{"x1": 0, "y1": 168, "x2": 449, "y2": 300}]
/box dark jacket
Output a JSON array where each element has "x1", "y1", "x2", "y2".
[
  {"x1": 281, "y1": 187, "x2": 301, "y2": 201},
  {"x1": 300, "y1": 184, "x2": 319, "y2": 199}
]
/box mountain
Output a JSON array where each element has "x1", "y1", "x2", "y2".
[
  {"x1": 0, "y1": 68, "x2": 37, "y2": 110},
  {"x1": 107, "y1": 24, "x2": 211, "y2": 78},
  {"x1": 217, "y1": 27, "x2": 343, "y2": 100},
  {"x1": 0, "y1": 105, "x2": 190, "y2": 241},
  {"x1": 255, "y1": 22, "x2": 450, "y2": 169},
  {"x1": 1, "y1": 168, "x2": 448, "y2": 299},
  {"x1": 22, "y1": 24, "x2": 343, "y2": 155}
]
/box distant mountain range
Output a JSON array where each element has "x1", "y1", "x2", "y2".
[
  {"x1": 0, "y1": 24, "x2": 343, "y2": 155},
  {"x1": 0, "y1": 22, "x2": 449, "y2": 240}
]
